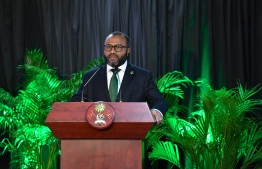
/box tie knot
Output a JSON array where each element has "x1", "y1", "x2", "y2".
[{"x1": 111, "y1": 68, "x2": 120, "y2": 74}]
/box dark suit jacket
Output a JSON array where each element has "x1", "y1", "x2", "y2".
[{"x1": 69, "y1": 62, "x2": 168, "y2": 115}]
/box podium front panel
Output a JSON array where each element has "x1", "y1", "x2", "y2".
[{"x1": 60, "y1": 139, "x2": 142, "y2": 169}]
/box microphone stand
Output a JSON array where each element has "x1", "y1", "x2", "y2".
[{"x1": 81, "y1": 67, "x2": 101, "y2": 102}]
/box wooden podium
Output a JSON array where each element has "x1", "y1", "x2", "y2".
[{"x1": 45, "y1": 102, "x2": 155, "y2": 169}]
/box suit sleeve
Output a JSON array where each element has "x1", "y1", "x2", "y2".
[{"x1": 144, "y1": 72, "x2": 168, "y2": 115}]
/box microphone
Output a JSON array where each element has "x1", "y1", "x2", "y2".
[
  {"x1": 116, "y1": 71, "x2": 122, "y2": 102},
  {"x1": 81, "y1": 67, "x2": 102, "y2": 102}
]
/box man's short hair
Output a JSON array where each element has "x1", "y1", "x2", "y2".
[{"x1": 110, "y1": 31, "x2": 130, "y2": 47}]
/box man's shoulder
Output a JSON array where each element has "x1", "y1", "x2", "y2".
[
  {"x1": 128, "y1": 62, "x2": 150, "y2": 73},
  {"x1": 83, "y1": 64, "x2": 106, "y2": 75}
]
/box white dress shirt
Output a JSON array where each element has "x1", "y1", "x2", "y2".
[{"x1": 106, "y1": 61, "x2": 127, "y2": 92}]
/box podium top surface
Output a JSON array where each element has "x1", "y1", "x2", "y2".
[{"x1": 46, "y1": 102, "x2": 155, "y2": 139}]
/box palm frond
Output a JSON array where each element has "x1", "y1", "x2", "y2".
[
  {"x1": 7, "y1": 124, "x2": 59, "y2": 169},
  {"x1": 156, "y1": 71, "x2": 194, "y2": 107},
  {"x1": 0, "y1": 88, "x2": 16, "y2": 106},
  {"x1": 149, "y1": 141, "x2": 182, "y2": 169},
  {"x1": 236, "y1": 82, "x2": 262, "y2": 102},
  {"x1": 239, "y1": 123, "x2": 262, "y2": 168},
  {"x1": 23, "y1": 49, "x2": 48, "y2": 69},
  {"x1": 240, "y1": 141, "x2": 262, "y2": 169}
]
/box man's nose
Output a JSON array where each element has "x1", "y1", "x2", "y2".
[{"x1": 110, "y1": 47, "x2": 116, "y2": 53}]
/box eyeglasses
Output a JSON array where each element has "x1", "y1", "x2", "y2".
[{"x1": 104, "y1": 44, "x2": 129, "y2": 52}]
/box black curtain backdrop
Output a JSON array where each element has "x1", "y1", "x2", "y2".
[{"x1": 1, "y1": 0, "x2": 262, "y2": 168}]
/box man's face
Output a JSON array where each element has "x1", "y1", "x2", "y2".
[{"x1": 104, "y1": 35, "x2": 130, "y2": 68}]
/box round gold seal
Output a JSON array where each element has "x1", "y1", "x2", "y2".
[{"x1": 85, "y1": 102, "x2": 115, "y2": 129}]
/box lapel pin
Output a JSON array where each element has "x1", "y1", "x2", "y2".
[{"x1": 130, "y1": 71, "x2": 134, "y2": 74}]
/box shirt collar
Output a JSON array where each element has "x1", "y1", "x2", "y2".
[{"x1": 107, "y1": 61, "x2": 127, "y2": 72}]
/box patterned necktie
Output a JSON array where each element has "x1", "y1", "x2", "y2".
[{"x1": 109, "y1": 68, "x2": 120, "y2": 102}]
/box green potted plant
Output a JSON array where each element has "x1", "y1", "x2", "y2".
[
  {"x1": 146, "y1": 79, "x2": 262, "y2": 169},
  {"x1": 0, "y1": 49, "x2": 105, "y2": 168}
]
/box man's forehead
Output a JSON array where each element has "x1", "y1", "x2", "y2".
[{"x1": 105, "y1": 35, "x2": 126, "y2": 44}]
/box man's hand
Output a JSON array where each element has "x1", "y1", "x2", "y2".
[{"x1": 151, "y1": 109, "x2": 163, "y2": 125}]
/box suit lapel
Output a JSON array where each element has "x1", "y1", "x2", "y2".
[
  {"x1": 98, "y1": 65, "x2": 111, "y2": 102},
  {"x1": 120, "y1": 63, "x2": 135, "y2": 96}
]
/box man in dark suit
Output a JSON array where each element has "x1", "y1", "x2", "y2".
[{"x1": 69, "y1": 31, "x2": 168, "y2": 125}]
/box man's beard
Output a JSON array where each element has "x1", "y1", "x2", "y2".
[{"x1": 105, "y1": 52, "x2": 128, "y2": 68}]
